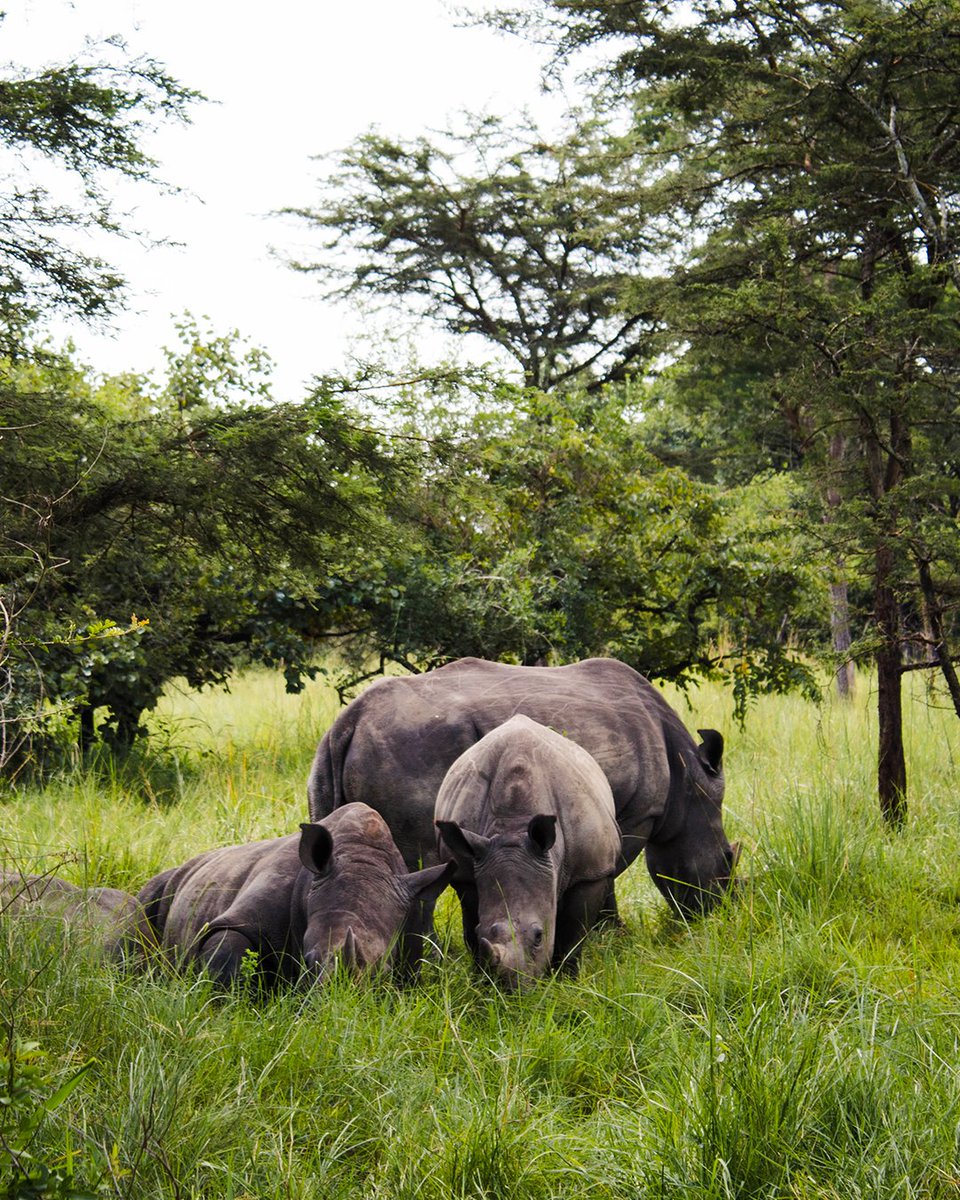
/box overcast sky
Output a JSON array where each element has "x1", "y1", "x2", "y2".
[{"x1": 5, "y1": 0, "x2": 568, "y2": 397}]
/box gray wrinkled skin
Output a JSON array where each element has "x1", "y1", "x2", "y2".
[
  {"x1": 435, "y1": 715, "x2": 621, "y2": 988},
  {"x1": 308, "y1": 657, "x2": 737, "y2": 918},
  {"x1": 1, "y1": 869, "x2": 146, "y2": 961},
  {"x1": 134, "y1": 803, "x2": 452, "y2": 989}
]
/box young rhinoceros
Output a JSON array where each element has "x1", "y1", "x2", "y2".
[
  {"x1": 435, "y1": 714, "x2": 621, "y2": 989},
  {"x1": 134, "y1": 803, "x2": 452, "y2": 989}
]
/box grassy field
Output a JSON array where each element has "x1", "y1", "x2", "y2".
[{"x1": 3, "y1": 667, "x2": 960, "y2": 1199}]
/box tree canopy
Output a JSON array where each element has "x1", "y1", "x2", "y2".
[
  {"x1": 304, "y1": 369, "x2": 821, "y2": 716},
  {"x1": 0, "y1": 30, "x2": 204, "y2": 772},
  {"x1": 481, "y1": 0, "x2": 960, "y2": 822},
  {"x1": 1, "y1": 330, "x2": 412, "y2": 762},
  {"x1": 0, "y1": 27, "x2": 199, "y2": 352},
  {"x1": 285, "y1": 114, "x2": 661, "y2": 391},
  {"x1": 5, "y1": 0, "x2": 958, "y2": 830}
]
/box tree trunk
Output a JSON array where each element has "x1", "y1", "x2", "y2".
[
  {"x1": 826, "y1": 433, "x2": 855, "y2": 698},
  {"x1": 874, "y1": 545, "x2": 907, "y2": 827},
  {"x1": 917, "y1": 556, "x2": 960, "y2": 719},
  {"x1": 858, "y1": 229, "x2": 909, "y2": 825},
  {"x1": 78, "y1": 704, "x2": 96, "y2": 755},
  {"x1": 829, "y1": 580, "x2": 856, "y2": 698},
  {"x1": 108, "y1": 705, "x2": 144, "y2": 751}
]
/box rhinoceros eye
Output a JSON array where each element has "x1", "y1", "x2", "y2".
[{"x1": 531, "y1": 927, "x2": 544, "y2": 948}]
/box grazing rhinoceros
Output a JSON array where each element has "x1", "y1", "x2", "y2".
[
  {"x1": 0, "y1": 869, "x2": 146, "y2": 961},
  {"x1": 134, "y1": 803, "x2": 453, "y2": 988},
  {"x1": 308, "y1": 657, "x2": 737, "y2": 918},
  {"x1": 435, "y1": 714, "x2": 621, "y2": 987}
]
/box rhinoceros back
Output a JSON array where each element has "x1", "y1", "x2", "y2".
[{"x1": 305, "y1": 657, "x2": 697, "y2": 873}]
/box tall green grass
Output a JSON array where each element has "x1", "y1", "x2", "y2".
[{"x1": 3, "y1": 668, "x2": 960, "y2": 1198}]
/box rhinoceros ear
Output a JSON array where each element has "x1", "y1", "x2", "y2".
[
  {"x1": 403, "y1": 860, "x2": 455, "y2": 902},
  {"x1": 526, "y1": 814, "x2": 557, "y2": 856},
  {"x1": 436, "y1": 820, "x2": 491, "y2": 865},
  {"x1": 298, "y1": 823, "x2": 334, "y2": 875},
  {"x1": 696, "y1": 729, "x2": 724, "y2": 776}
]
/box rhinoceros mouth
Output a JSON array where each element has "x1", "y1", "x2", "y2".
[{"x1": 478, "y1": 935, "x2": 548, "y2": 990}]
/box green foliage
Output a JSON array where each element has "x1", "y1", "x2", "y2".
[
  {"x1": 0, "y1": 1034, "x2": 100, "y2": 1199},
  {"x1": 7, "y1": 617, "x2": 150, "y2": 764},
  {"x1": 0, "y1": 331, "x2": 407, "y2": 770},
  {"x1": 157, "y1": 314, "x2": 275, "y2": 412},
  {"x1": 322, "y1": 375, "x2": 819, "y2": 711},
  {"x1": 0, "y1": 23, "x2": 199, "y2": 346}
]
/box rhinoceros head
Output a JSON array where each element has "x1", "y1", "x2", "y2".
[
  {"x1": 297, "y1": 818, "x2": 452, "y2": 981},
  {"x1": 644, "y1": 729, "x2": 739, "y2": 918},
  {"x1": 437, "y1": 814, "x2": 559, "y2": 989}
]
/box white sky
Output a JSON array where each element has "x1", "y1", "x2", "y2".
[{"x1": 4, "y1": 0, "x2": 569, "y2": 397}]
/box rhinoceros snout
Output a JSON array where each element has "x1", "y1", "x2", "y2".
[
  {"x1": 304, "y1": 926, "x2": 369, "y2": 981},
  {"x1": 478, "y1": 931, "x2": 546, "y2": 991},
  {"x1": 303, "y1": 947, "x2": 332, "y2": 978}
]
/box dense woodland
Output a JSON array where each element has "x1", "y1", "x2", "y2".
[{"x1": 2, "y1": 1, "x2": 959, "y2": 819}]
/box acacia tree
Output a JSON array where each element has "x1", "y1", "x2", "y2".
[
  {"x1": 1, "y1": 336, "x2": 408, "y2": 761},
  {"x1": 0, "y1": 30, "x2": 201, "y2": 771},
  {"x1": 283, "y1": 74, "x2": 824, "y2": 718},
  {"x1": 285, "y1": 114, "x2": 661, "y2": 391},
  {"x1": 307, "y1": 368, "x2": 821, "y2": 714},
  {"x1": 0, "y1": 29, "x2": 198, "y2": 349},
  {"x1": 501, "y1": 0, "x2": 960, "y2": 823}
]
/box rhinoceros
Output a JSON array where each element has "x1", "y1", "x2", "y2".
[
  {"x1": 308, "y1": 657, "x2": 737, "y2": 918},
  {"x1": 134, "y1": 803, "x2": 453, "y2": 988},
  {"x1": 1, "y1": 869, "x2": 146, "y2": 961},
  {"x1": 435, "y1": 714, "x2": 621, "y2": 987}
]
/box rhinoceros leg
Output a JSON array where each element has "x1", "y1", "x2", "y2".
[
  {"x1": 596, "y1": 881, "x2": 621, "y2": 928},
  {"x1": 553, "y1": 878, "x2": 612, "y2": 976},
  {"x1": 196, "y1": 928, "x2": 258, "y2": 988}
]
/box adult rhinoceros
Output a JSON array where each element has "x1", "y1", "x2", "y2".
[{"x1": 307, "y1": 657, "x2": 737, "y2": 918}]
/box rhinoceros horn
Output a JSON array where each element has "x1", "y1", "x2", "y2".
[
  {"x1": 479, "y1": 937, "x2": 502, "y2": 968},
  {"x1": 341, "y1": 925, "x2": 361, "y2": 970}
]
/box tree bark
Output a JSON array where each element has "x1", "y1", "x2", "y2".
[
  {"x1": 829, "y1": 580, "x2": 856, "y2": 698},
  {"x1": 827, "y1": 433, "x2": 855, "y2": 699},
  {"x1": 874, "y1": 547, "x2": 907, "y2": 827},
  {"x1": 917, "y1": 556, "x2": 960, "y2": 719}
]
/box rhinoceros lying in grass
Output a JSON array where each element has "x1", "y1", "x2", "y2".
[
  {"x1": 134, "y1": 803, "x2": 453, "y2": 988},
  {"x1": 308, "y1": 656, "x2": 737, "y2": 918},
  {"x1": 0, "y1": 869, "x2": 145, "y2": 961},
  {"x1": 435, "y1": 714, "x2": 621, "y2": 988}
]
